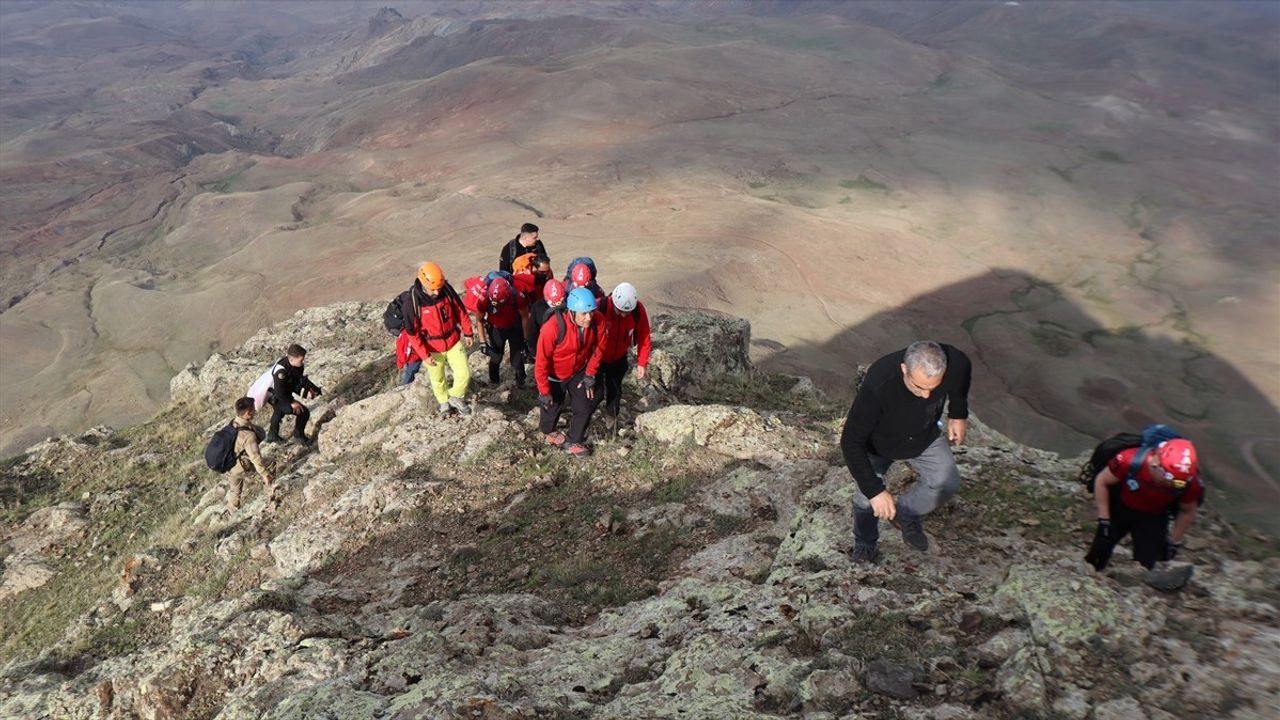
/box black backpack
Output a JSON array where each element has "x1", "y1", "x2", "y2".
[
  {"x1": 383, "y1": 288, "x2": 423, "y2": 337},
  {"x1": 204, "y1": 423, "x2": 241, "y2": 473},
  {"x1": 1078, "y1": 423, "x2": 1183, "y2": 494}
]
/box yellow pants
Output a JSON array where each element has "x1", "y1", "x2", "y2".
[{"x1": 426, "y1": 340, "x2": 471, "y2": 404}]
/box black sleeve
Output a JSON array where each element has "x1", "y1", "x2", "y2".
[
  {"x1": 840, "y1": 386, "x2": 887, "y2": 498},
  {"x1": 301, "y1": 375, "x2": 320, "y2": 393},
  {"x1": 271, "y1": 367, "x2": 294, "y2": 409},
  {"x1": 499, "y1": 242, "x2": 513, "y2": 274},
  {"x1": 944, "y1": 346, "x2": 972, "y2": 419}
]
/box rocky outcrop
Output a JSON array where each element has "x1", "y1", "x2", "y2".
[{"x1": 1, "y1": 305, "x2": 1276, "y2": 720}]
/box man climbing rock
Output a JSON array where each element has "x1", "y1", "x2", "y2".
[
  {"x1": 596, "y1": 282, "x2": 652, "y2": 434},
  {"x1": 478, "y1": 275, "x2": 529, "y2": 388},
  {"x1": 498, "y1": 223, "x2": 546, "y2": 274},
  {"x1": 226, "y1": 397, "x2": 274, "y2": 510},
  {"x1": 1085, "y1": 436, "x2": 1203, "y2": 576},
  {"x1": 840, "y1": 340, "x2": 972, "y2": 563},
  {"x1": 397, "y1": 261, "x2": 474, "y2": 415},
  {"x1": 535, "y1": 287, "x2": 606, "y2": 457},
  {"x1": 266, "y1": 344, "x2": 322, "y2": 445}
]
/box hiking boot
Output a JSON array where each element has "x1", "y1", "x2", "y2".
[
  {"x1": 264, "y1": 433, "x2": 283, "y2": 445},
  {"x1": 851, "y1": 543, "x2": 878, "y2": 564},
  {"x1": 448, "y1": 397, "x2": 471, "y2": 415},
  {"x1": 565, "y1": 443, "x2": 591, "y2": 457},
  {"x1": 545, "y1": 431, "x2": 567, "y2": 446},
  {"x1": 292, "y1": 435, "x2": 313, "y2": 447},
  {"x1": 438, "y1": 402, "x2": 452, "y2": 416},
  {"x1": 515, "y1": 376, "x2": 526, "y2": 389},
  {"x1": 603, "y1": 413, "x2": 618, "y2": 436},
  {"x1": 892, "y1": 516, "x2": 930, "y2": 552}
]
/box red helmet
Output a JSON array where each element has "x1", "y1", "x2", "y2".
[
  {"x1": 543, "y1": 278, "x2": 566, "y2": 304},
  {"x1": 488, "y1": 277, "x2": 512, "y2": 305},
  {"x1": 571, "y1": 262, "x2": 592, "y2": 287},
  {"x1": 1157, "y1": 439, "x2": 1198, "y2": 486}
]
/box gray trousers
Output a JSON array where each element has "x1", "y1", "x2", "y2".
[{"x1": 853, "y1": 434, "x2": 961, "y2": 546}]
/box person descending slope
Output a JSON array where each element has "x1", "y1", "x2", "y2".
[
  {"x1": 499, "y1": 223, "x2": 547, "y2": 274},
  {"x1": 223, "y1": 397, "x2": 274, "y2": 510},
  {"x1": 527, "y1": 278, "x2": 566, "y2": 353},
  {"x1": 263, "y1": 344, "x2": 322, "y2": 445},
  {"x1": 596, "y1": 282, "x2": 652, "y2": 435},
  {"x1": 477, "y1": 275, "x2": 529, "y2": 388},
  {"x1": 395, "y1": 261, "x2": 474, "y2": 415},
  {"x1": 535, "y1": 287, "x2": 606, "y2": 457}
]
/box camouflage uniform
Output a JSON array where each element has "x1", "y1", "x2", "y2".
[{"x1": 227, "y1": 417, "x2": 272, "y2": 509}]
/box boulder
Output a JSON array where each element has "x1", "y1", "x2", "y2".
[
  {"x1": 644, "y1": 312, "x2": 750, "y2": 398},
  {"x1": 634, "y1": 404, "x2": 821, "y2": 463},
  {"x1": 992, "y1": 564, "x2": 1122, "y2": 647}
]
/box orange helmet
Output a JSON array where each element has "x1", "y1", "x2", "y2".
[
  {"x1": 417, "y1": 261, "x2": 445, "y2": 291},
  {"x1": 511, "y1": 252, "x2": 537, "y2": 274}
]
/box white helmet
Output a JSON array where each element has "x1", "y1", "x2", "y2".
[{"x1": 611, "y1": 282, "x2": 638, "y2": 312}]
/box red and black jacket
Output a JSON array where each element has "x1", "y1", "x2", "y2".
[{"x1": 534, "y1": 309, "x2": 605, "y2": 394}]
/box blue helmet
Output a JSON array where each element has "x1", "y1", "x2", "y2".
[{"x1": 567, "y1": 287, "x2": 597, "y2": 313}]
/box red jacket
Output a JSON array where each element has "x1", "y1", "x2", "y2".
[
  {"x1": 484, "y1": 292, "x2": 526, "y2": 330},
  {"x1": 405, "y1": 287, "x2": 471, "y2": 359},
  {"x1": 535, "y1": 309, "x2": 605, "y2": 394},
  {"x1": 1108, "y1": 447, "x2": 1204, "y2": 513},
  {"x1": 599, "y1": 298, "x2": 652, "y2": 366}
]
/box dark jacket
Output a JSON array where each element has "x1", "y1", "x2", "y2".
[
  {"x1": 840, "y1": 345, "x2": 972, "y2": 499},
  {"x1": 499, "y1": 237, "x2": 548, "y2": 274},
  {"x1": 270, "y1": 357, "x2": 320, "y2": 411}
]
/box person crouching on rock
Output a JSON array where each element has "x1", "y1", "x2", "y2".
[
  {"x1": 227, "y1": 397, "x2": 274, "y2": 510},
  {"x1": 267, "y1": 344, "x2": 322, "y2": 445},
  {"x1": 397, "y1": 261, "x2": 474, "y2": 416},
  {"x1": 1085, "y1": 438, "x2": 1203, "y2": 573},
  {"x1": 840, "y1": 340, "x2": 972, "y2": 563},
  {"x1": 596, "y1": 282, "x2": 652, "y2": 435},
  {"x1": 535, "y1": 287, "x2": 606, "y2": 457}
]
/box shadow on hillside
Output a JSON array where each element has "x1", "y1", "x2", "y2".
[{"x1": 757, "y1": 267, "x2": 1280, "y2": 534}]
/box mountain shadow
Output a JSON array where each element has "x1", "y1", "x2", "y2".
[{"x1": 758, "y1": 267, "x2": 1280, "y2": 535}]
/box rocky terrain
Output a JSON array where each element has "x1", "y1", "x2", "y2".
[
  {"x1": 1, "y1": 1, "x2": 1276, "y2": 531},
  {"x1": 1, "y1": 305, "x2": 1276, "y2": 719}
]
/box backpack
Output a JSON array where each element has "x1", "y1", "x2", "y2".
[
  {"x1": 204, "y1": 423, "x2": 242, "y2": 473},
  {"x1": 564, "y1": 257, "x2": 596, "y2": 284},
  {"x1": 1078, "y1": 423, "x2": 1183, "y2": 494},
  {"x1": 483, "y1": 270, "x2": 514, "y2": 288},
  {"x1": 383, "y1": 288, "x2": 423, "y2": 337}
]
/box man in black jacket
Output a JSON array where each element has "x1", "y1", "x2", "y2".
[
  {"x1": 498, "y1": 223, "x2": 547, "y2": 274},
  {"x1": 267, "y1": 344, "x2": 322, "y2": 445},
  {"x1": 840, "y1": 341, "x2": 972, "y2": 563}
]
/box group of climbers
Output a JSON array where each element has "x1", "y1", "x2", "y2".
[
  {"x1": 205, "y1": 222, "x2": 1200, "y2": 581},
  {"x1": 838, "y1": 340, "x2": 1203, "y2": 584},
  {"x1": 387, "y1": 222, "x2": 652, "y2": 456}
]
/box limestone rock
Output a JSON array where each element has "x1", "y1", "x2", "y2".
[
  {"x1": 992, "y1": 564, "x2": 1122, "y2": 647},
  {"x1": 635, "y1": 404, "x2": 820, "y2": 463},
  {"x1": 996, "y1": 645, "x2": 1049, "y2": 716},
  {"x1": 643, "y1": 312, "x2": 750, "y2": 398},
  {"x1": 1094, "y1": 697, "x2": 1147, "y2": 720}
]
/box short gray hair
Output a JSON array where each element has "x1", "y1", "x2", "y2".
[{"x1": 904, "y1": 341, "x2": 947, "y2": 378}]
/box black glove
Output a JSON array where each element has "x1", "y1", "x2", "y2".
[
  {"x1": 479, "y1": 342, "x2": 492, "y2": 358},
  {"x1": 1162, "y1": 539, "x2": 1182, "y2": 562},
  {"x1": 1085, "y1": 519, "x2": 1114, "y2": 571},
  {"x1": 538, "y1": 394, "x2": 552, "y2": 408},
  {"x1": 313, "y1": 385, "x2": 322, "y2": 398},
  {"x1": 581, "y1": 375, "x2": 596, "y2": 390}
]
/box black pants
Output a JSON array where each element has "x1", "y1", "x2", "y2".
[
  {"x1": 487, "y1": 324, "x2": 526, "y2": 385},
  {"x1": 600, "y1": 356, "x2": 629, "y2": 418},
  {"x1": 1097, "y1": 493, "x2": 1170, "y2": 570},
  {"x1": 269, "y1": 399, "x2": 310, "y2": 439},
  {"x1": 539, "y1": 371, "x2": 601, "y2": 444}
]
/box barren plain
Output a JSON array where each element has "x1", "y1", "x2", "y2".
[{"x1": 1, "y1": 1, "x2": 1277, "y2": 529}]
